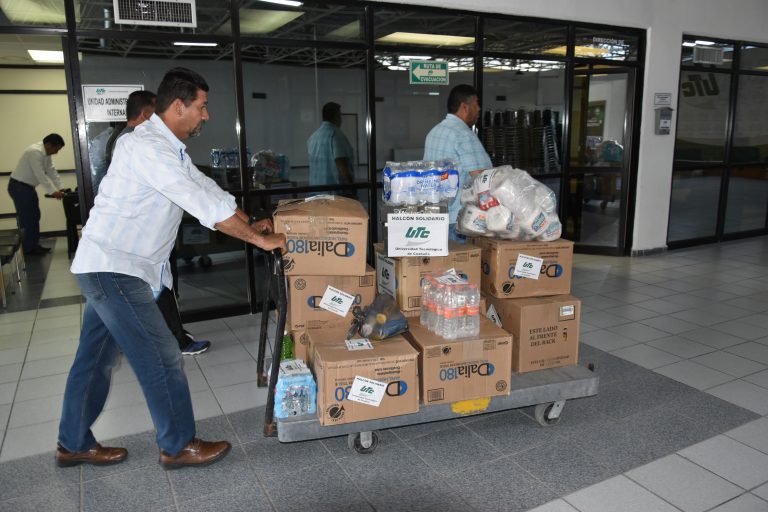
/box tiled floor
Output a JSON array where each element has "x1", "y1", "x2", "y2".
[{"x1": 1, "y1": 236, "x2": 767, "y2": 511}]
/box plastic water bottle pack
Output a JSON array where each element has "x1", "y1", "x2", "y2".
[
  {"x1": 420, "y1": 271, "x2": 480, "y2": 340},
  {"x1": 457, "y1": 165, "x2": 562, "y2": 241},
  {"x1": 382, "y1": 159, "x2": 459, "y2": 206},
  {"x1": 274, "y1": 359, "x2": 317, "y2": 419}
]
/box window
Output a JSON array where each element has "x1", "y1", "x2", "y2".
[{"x1": 674, "y1": 71, "x2": 731, "y2": 162}]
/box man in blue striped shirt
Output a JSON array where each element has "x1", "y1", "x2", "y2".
[
  {"x1": 57, "y1": 68, "x2": 285, "y2": 470},
  {"x1": 424, "y1": 84, "x2": 492, "y2": 241}
]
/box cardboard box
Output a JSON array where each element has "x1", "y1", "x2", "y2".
[
  {"x1": 375, "y1": 242, "x2": 481, "y2": 312},
  {"x1": 291, "y1": 329, "x2": 309, "y2": 363},
  {"x1": 273, "y1": 196, "x2": 369, "y2": 276},
  {"x1": 287, "y1": 266, "x2": 376, "y2": 331},
  {"x1": 404, "y1": 316, "x2": 512, "y2": 405},
  {"x1": 310, "y1": 330, "x2": 419, "y2": 426},
  {"x1": 475, "y1": 238, "x2": 573, "y2": 298},
  {"x1": 485, "y1": 294, "x2": 580, "y2": 373}
]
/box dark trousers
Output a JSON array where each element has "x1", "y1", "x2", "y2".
[
  {"x1": 156, "y1": 287, "x2": 188, "y2": 350},
  {"x1": 7, "y1": 178, "x2": 40, "y2": 253}
]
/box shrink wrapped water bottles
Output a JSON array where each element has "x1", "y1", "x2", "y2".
[
  {"x1": 420, "y1": 271, "x2": 480, "y2": 340},
  {"x1": 457, "y1": 165, "x2": 562, "y2": 241},
  {"x1": 274, "y1": 359, "x2": 317, "y2": 419},
  {"x1": 382, "y1": 159, "x2": 459, "y2": 205}
]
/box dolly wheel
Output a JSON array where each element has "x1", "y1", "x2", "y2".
[
  {"x1": 348, "y1": 431, "x2": 380, "y2": 454},
  {"x1": 198, "y1": 255, "x2": 212, "y2": 268},
  {"x1": 534, "y1": 401, "x2": 565, "y2": 426}
]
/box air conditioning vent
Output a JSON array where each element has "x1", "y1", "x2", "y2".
[
  {"x1": 693, "y1": 45, "x2": 724, "y2": 65},
  {"x1": 113, "y1": 0, "x2": 197, "y2": 28}
]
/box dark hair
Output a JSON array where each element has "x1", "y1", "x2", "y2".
[
  {"x1": 126, "y1": 90, "x2": 157, "y2": 121},
  {"x1": 322, "y1": 102, "x2": 341, "y2": 122},
  {"x1": 155, "y1": 67, "x2": 209, "y2": 114},
  {"x1": 43, "y1": 133, "x2": 65, "y2": 148},
  {"x1": 447, "y1": 84, "x2": 479, "y2": 114}
]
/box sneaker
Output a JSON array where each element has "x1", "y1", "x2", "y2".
[{"x1": 181, "y1": 340, "x2": 210, "y2": 356}]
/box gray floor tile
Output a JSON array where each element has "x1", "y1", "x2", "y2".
[
  {"x1": 0, "y1": 451, "x2": 80, "y2": 501},
  {"x1": 389, "y1": 417, "x2": 463, "y2": 441},
  {"x1": 177, "y1": 483, "x2": 274, "y2": 512},
  {"x1": 447, "y1": 456, "x2": 558, "y2": 512},
  {"x1": 243, "y1": 436, "x2": 332, "y2": 480},
  {"x1": 754, "y1": 483, "x2": 768, "y2": 501},
  {"x1": 709, "y1": 494, "x2": 768, "y2": 512},
  {"x1": 680, "y1": 328, "x2": 750, "y2": 350},
  {"x1": 169, "y1": 446, "x2": 257, "y2": 502},
  {"x1": 692, "y1": 351, "x2": 767, "y2": 378},
  {"x1": 654, "y1": 360, "x2": 734, "y2": 390},
  {"x1": 706, "y1": 380, "x2": 768, "y2": 415},
  {"x1": 463, "y1": 409, "x2": 563, "y2": 455},
  {"x1": 403, "y1": 423, "x2": 502, "y2": 475},
  {"x1": 727, "y1": 343, "x2": 768, "y2": 365},
  {"x1": 565, "y1": 475, "x2": 679, "y2": 512},
  {"x1": 260, "y1": 461, "x2": 374, "y2": 512},
  {"x1": 640, "y1": 315, "x2": 701, "y2": 335},
  {"x1": 528, "y1": 500, "x2": 580, "y2": 512},
  {"x1": 0, "y1": 483, "x2": 79, "y2": 512},
  {"x1": 581, "y1": 329, "x2": 639, "y2": 352},
  {"x1": 0, "y1": 363, "x2": 22, "y2": 385},
  {"x1": 625, "y1": 454, "x2": 742, "y2": 512},
  {"x1": 83, "y1": 465, "x2": 173, "y2": 512},
  {"x1": 744, "y1": 369, "x2": 768, "y2": 389},
  {"x1": 607, "y1": 322, "x2": 668, "y2": 342},
  {"x1": 713, "y1": 321, "x2": 768, "y2": 341},
  {"x1": 648, "y1": 336, "x2": 716, "y2": 358},
  {"x1": 634, "y1": 298, "x2": 690, "y2": 314},
  {"x1": 671, "y1": 308, "x2": 736, "y2": 327},
  {"x1": 603, "y1": 304, "x2": 659, "y2": 321},
  {"x1": 726, "y1": 418, "x2": 768, "y2": 456},
  {"x1": 679, "y1": 435, "x2": 768, "y2": 489},
  {"x1": 611, "y1": 343, "x2": 682, "y2": 369}
]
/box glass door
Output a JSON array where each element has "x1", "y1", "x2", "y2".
[{"x1": 566, "y1": 65, "x2": 636, "y2": 253}]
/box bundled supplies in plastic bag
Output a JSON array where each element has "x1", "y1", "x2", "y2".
[
  {"x1": 382, "y1": 159, "x2": 459, "y2": 206},
  {"x1": 458, "y1": 165, "x2": 562, "y2": 241}
]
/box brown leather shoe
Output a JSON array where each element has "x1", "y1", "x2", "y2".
[
  {"x1": 158, "y1": 438, "x2": 231, "y2": 470},
  {"x1": 55, "y1": 442, "x2": 128, "y2": 467}
]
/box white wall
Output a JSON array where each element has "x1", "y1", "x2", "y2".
[{"x1": 371, "y1": 0, "x2": 768, "y2": 251}]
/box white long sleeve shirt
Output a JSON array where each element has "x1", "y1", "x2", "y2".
[
  {"x1": 11, "y1": 142, "x2": 63, "y2": 195},
  {"x1": 71, "y1": 113, "x2": 237, "y2": 291}
]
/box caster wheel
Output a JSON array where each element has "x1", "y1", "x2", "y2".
[
  {"x1": 534, "y1": 402, "x2": 564, "y2": 426},
  {"x1": 347, "y1": 431, "x2": 380, "y2": 454},
  {"x1": 198, "y1": 255, "x2": 212, "y2": 268}
]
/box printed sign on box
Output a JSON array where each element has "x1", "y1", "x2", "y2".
[{"x1": 386, "y1": 213, "x2": 449, "y2": 257}]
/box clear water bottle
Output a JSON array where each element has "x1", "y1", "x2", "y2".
[
  {"x1": 463, "y1": 285, "x2": 481, "y2": 338},
  {"x1": 441, "y1": 286, "x2": 459, "y2": 340},
  {"x1": 430, "y1": 284, "x2": 444, "y2": 334},
  {"x1": 420, "y1": 277, "x2": 432, "y2": 327}
]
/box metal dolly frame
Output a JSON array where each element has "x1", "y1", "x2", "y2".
[{"x1": 256, "y1": 250, "x2": 599, "y2": 453}]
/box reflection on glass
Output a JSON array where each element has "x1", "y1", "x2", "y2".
[
  {"x1": 76, "y1": 0, "x2": 231, "y2": 33},
  {"x1": 573, "y1": 28, "x2": 639, "y2": 61},
  {"x1": 564, "y1": 173, "x2": 621, "y2": 247},
  {"x1": 740, "y1": 44, "x2": 768, "y2": 71},
  {"x1": 732, "y1": 75, "x2": 768, "y2": 163},
  {"x1": 374, "y1": 53, "x2": 474, "y2": 169},
  {"x1": 2, "y1": 0, "x2": 65, "y2": 27},
  {"x1": 482, "y1": 59, "x2": 565, "y2": 175},
  {"x1": 373, "y1": 7, "x2": 475, "y2": 49},
  {"x1": 674, "y1": 71, "x2": 730, "y2": 162},
  {"x1": 680, "y1": 37, "x2": 734, "y2": 69},
  {"x1": 570, "y1": 72, "x2": 628, "y2": 167},
  {"x1": 484, "y1": 18, "x2": 566, "y2": 54},
  {"x1": 78, "y1": 40, "x2": 249, "y2": 312},
  {"x1": 238, "y1": 2, "x2": 364, "y2": 41},
  {"x1": 667, "y1": 168, "x2": 722, "y2": 242},
  {"x1": 242, "y1": 47, "x2": 367, "y2": 187},
  {"x1": 724, "y1": 166, "x2": 768, "y2": 234}
]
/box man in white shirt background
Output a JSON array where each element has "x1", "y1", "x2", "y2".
[
  {"x1": 7, "y1": 133, "x2": 67, "y2": 255},
  {"x1": 56, "y1": 67, "x2": 286, "y2": 469}
]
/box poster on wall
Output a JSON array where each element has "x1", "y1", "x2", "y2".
[{"x1": 82, "y1": 84, "x2": 144, "y2": 122}]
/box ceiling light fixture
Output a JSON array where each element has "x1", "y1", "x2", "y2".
[
  {"x1": 238, "y1": 9, "x2": 304, "y2": 35},
  {"x1": 259, "y1": 0, "x2": 303, "y2": 6},
  {"x1": 695, "y1": 40, "x2": 716, "y2": 46},
  {"x1": 173, "y1": 42, "x2": 218, "y2": 47},
  {"x1": 377, "y1": 32, "x2": 474, "y2": 47},
  {"x1": 27, "y1": 50, "x2": 64, "y2": 63}
]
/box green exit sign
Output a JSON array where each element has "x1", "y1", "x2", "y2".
[{"x1": 409, "y1": 61, "x2": 449, "y2": 85}]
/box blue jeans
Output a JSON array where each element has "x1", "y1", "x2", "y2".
[
  {"x1": 58, "y1": 273, "x2": 195, "y2": 455},
  {"x1": 7, "y1": 178, "x2": 40, "y2": 253}
]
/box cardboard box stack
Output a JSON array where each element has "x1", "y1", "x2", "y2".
[
  {"x1": 477, "y1": 238, "x2": 581, "y2": 373},
  {"x1": 275, "y1": 197, "x2": 387, "y2": 414}
]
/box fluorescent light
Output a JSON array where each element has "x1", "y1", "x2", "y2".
[
  {"x1": 239, "y1": 9, "x2": 304, "y2": 35},
  {"x1": 27, "y1": 50, "x2": 63, "y2": 63},
  {"x1": 398, "y1": 55, "x2": 432, "y2": 60},
  {"x1": 376, "y1": 32, "x2": 474, "y2": 47},
  {"x1": 259, "y1": 0, "x2": 303, "y2": 6},
  {"x1": 682, "y1": 41, "x2": 696, "y2": 47},
  {"x1": 173, "y1": 42, "x2": 218, "y2": 47},
  {"x1": 695, "y1": 40, "x2": 716, "y2": 46},
  {"x1": 1, "y1": 0, "x2": 65, "y2": 24}
]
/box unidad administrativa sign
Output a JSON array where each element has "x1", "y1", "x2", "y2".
[{"x1": 82, "y1": 84, "x2": 144, "y2": 122}]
